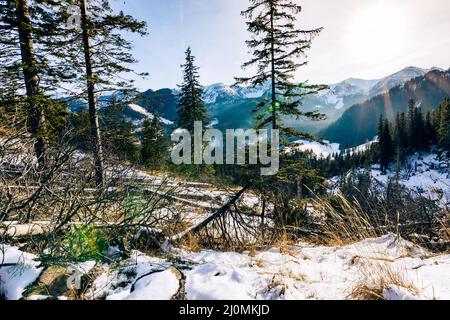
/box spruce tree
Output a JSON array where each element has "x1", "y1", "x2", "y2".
[
  {"x1": 437, "y1": 97, "x2": 450, "y2": 153},
  {"x1": 407, "y1": 98, "x2": 417, "y2": 152},
  {"x1": 235, "y1": 0, "x2": 325, "y2": 134},
  {"x1": 0, "y1": 0, "x2": 60, "y2": 168},
  {"x1": 141, "y1": 116, "x2": 167, "y2": 168},
  {"x1": 235, "y1": 0, "x2": 325, "y2": 226},
  {"x1": 176, "y1": 47, "x2": 208, "y2": 132},
  {"x1": 101, "y1": 98, "x2": 138, "y2": 162},
  {"x1": 378, "y1": 115, "x2": 393, "y2": 173},
  {"x1": 394, "y1": 113, "x2": 406, "y2": 170},
  {"x1": 61, "y1": 0, "x2": 148, "y2": 186}
]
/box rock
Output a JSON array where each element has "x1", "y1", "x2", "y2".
[
  {"x1": 24, "y1": 262, "x2": 97, "y2": 299},
  {"x1": 127, "y1": 266, "x2": 185, "y2": 300},
  {"x1": 131, "y1": 228, "x2": 166, "y2": 251},
  {"x1": 25, "y1": 266, "x2": 72, "y2": 298}
]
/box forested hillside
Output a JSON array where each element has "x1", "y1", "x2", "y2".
[{"x1": 321, "y1": 69, "x2": 450, "y2": 148}]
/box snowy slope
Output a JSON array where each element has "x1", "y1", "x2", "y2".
[
  {"x1": 369, "y1": 66, "x2": 441, "y2": 96},
  {"x1": 203, "y1": 82, "x2": 270, "y2": 104},
  {"x1": 5, "y1": 234, "x2": 449, "y2": 300},
  {"x1": 329, "y1": 151, "x2": 450, "y2": 207},
  {"x1": 370, "y1": 153, "x2": 449, "y2": 205},
  {"x1": 128, "y1": 104, "x2": 174, "y2": 125},
  {"x1": 291, "y1": 139, "x2": 341, "y2": 158}
]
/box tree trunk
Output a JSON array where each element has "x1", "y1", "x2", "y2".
[
  {"x1": 80, "y1": 0, "x2": 105, "y2": 187},
  {"x1": 269, "y1": 4, "x2": 277, "y2": 131},
  {"x1": 296, "y1": 178, "x2": 303, "y2": 200},
  {"x1": 15, "y1": 0, "x2": 47, "y2": 169},
  {"x1": 164, "y1": 185, "x2": 250, "y2": 247}
]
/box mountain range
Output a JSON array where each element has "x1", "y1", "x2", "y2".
[
  {"x1": 320, "y1": 68, "x2": 450, "y2": 148},
  {"x1": 69, "y1": 66, "x2": 449, "y2": 149}
]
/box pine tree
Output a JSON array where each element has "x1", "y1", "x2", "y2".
[
  {"x1": 407, "y1": 98, "x2": 417, "y2": 152},
  {"x1": 415, "y1": 107, "x2": 427, "y2": 151},
  {"x1": 394, "y1": 113, "x2": 407, "y2": 170},
  {"x1": 141, "y1": 116, "x2": 167, "y2": 168},
  {"x1": 235, "y1": 0, "x2": 325, "y2": 135},
  {"x1": 437, "y1": 97, "x2": 450, "y2": 153},
  {"x1": 378, "y1": 115, "x2": 393, "y2": 173},
  {"x1": 176, "y1": 47, "x2": 208, "y2": 132},
  {"x1": 425, "y1": 111, "x2": 437, "y2": 145},
  {"x1": 61, "y1": 0, "x2": 148, "y2": 186},
  {"x1": 101, "y1": 98, "x2": 139, "y2": 162},
  {"x1": 234, "y1": 1, "x2": 325, "y2": 226},
  {"x1": 0, "y1": 0, "x2": 50, "y2": 168}
]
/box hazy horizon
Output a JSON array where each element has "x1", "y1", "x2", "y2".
[{"x1": 112, "y1": 0, "x2": 450, "y2": 90}]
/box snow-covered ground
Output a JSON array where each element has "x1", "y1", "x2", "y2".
[
  {"x1": 0, "y1": 245, "x2": 43, "y2": 300},
  {"x1": 290, "y1": 139, "x2": 341, "y2": 158},
  {"x1": 128, "y1": 104, "x2": 174, "y2": 125},
  {"x1": 330, "y1": 152, "x2": 449, "y2": 207},
  {"x1": 2, "y1": 234, "x2": 449, "y2": 300}
]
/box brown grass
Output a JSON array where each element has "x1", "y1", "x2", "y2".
[
  {"x1": 349, "y1": 262, "x2": 420, "y2": 300},
  {"x1": 178, "y1": 233, "x2": 201, "y2": 253},
  {"x1": 273, "y1": 230, "x2": 298, "y2": 257}
]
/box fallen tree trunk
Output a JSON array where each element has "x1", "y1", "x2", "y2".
[{"x1": 163, "y1": 185, "x2": 250, "y2": 250}]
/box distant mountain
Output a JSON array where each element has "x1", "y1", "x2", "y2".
[
  {"x1": 369, "y1": 66, "x2": 442, "y2": 97},
  {"x1": 320, "y1": 69, "x2": 450, "y2": 148},
  {"x1": 203, "y1": 82, "x2": 271, "y2": 104},
  {"x1": 67, "y1": 66, "x2": 444, "y2": 136},
  {"x1": 201, "y1": 66, "x2": 437, "y2": 133},
  {"x1": 136, "y1": 88, "x2": 178, "y2": 122}
]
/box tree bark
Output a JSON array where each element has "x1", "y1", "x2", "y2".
[
  {"x1": 269, "y1": 3, "x2": 277, "y2": 131},
  {"x1": 164, "y1": 185, "x2": 250, "y2": 247},
  {"x1": 15, "y1": 0, "x2": 47, "y2": 169},
  {"x1": 80, "y1": 0, "x2": 105, "y2": 187}
]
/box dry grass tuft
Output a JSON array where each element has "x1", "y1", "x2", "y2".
[
  {"x1": 274, "y1": 230, "x2": 298, "y2": 257},
  {"x1": 179, "y1": 233, "x2": 201, "y2": 253},
  {"x1": 349, "y1": 262, "x2": 420, "y2": 300}
]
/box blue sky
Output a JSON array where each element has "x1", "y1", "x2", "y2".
[{"x1": 112, "y1": 0, "x2": 450, "y2": 90}]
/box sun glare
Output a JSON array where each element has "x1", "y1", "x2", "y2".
[{"x1": 345, "y1": 3, "x2": 411, "y2": 64}]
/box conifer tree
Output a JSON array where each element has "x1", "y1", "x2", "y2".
[
  {"x1": 394, "y1": 112, "x2": 407, "y2": 169},
  {"x1": 0, "y1": 0, "x2": 65, "y2": 168},
  {"x1": 437, "y1": 97, "x2": 450, "y2": 153},
  {"x1": 62, "y1": 0, "x2": 148, "y2": 186},
  {"x1": 101, "y1": 98, "x2": 138, "y2": 162},
  {"x1": 234, "y1": 0, "x2": 325, "y2": 226},
  {"x1": 407, "y1": 98, "x2": 417, "y2": 152},
  {"x1": 141, "y1": 116, "x2": 167, "y2": 168},
  {"x1": 176, "y1": 47, "x2": 208, "y2": 132},
  {"x1": 378, "y1": 115, "x2": 393, "y2": 173},
  {"x1": 236, "y1": 0, "x2": 325, "y2": 135}
]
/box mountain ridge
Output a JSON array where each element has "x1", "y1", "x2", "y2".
[{"x1": 320, "y1": 68, "x2": 450, "y2": 148}]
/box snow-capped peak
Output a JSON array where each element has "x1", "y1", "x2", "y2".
[
  {"x1": 128, "y1": 104, "x2": 174, "y2": 125},
  {"x1": 369, "y1": 66, "x2": 432, "y2": 96},
  {"x1": 203, "y1": 82, "x2": 271, "y2": 104},
  {"x1": 203, "y1": 83, "x2": 241, "y2": 104}
]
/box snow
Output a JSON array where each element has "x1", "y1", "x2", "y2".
[
  {"x1": 128, "y1": 104, "x2": 174, "y2": 125},
  {"x1": 177, "y1": 234, "x2": 449, "y2": 300},
  {"x1": 344, "y1": 137, "x2": 378, "y2": 155},
  {"x1": 203, "y1": 82, "x2": 270, "y2": 104},
  {"x1": 203, "y1": 84, "x2": 241, "y2": 104},
  {"x1": 369, "y1": 66, "x2": 432, "y2": 96},
  {"x1": 291, "y1": 139, "x2": 341, "y2": 159},
  {"x1": 368, "y1": 152, "x2": 449, "y2": 206},
  {"x1": 125, "y1": 268, "x2": 180, "y2": 300},
  {"x1": 2, "y1": 234, "x2": 450, "y2": 300},
  {"x1": 0, "y1": 245, "x2": 43, "y2": 300}
]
